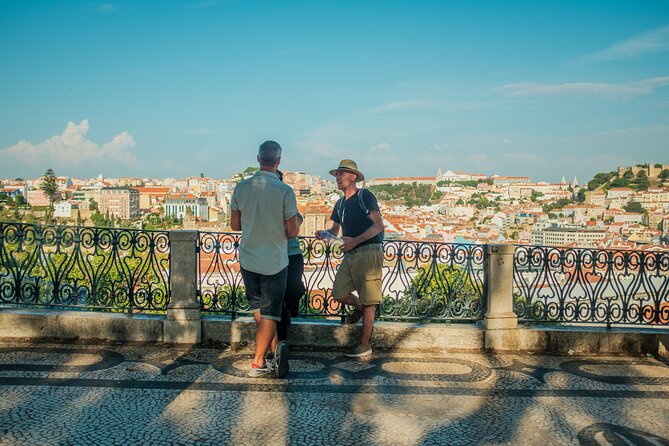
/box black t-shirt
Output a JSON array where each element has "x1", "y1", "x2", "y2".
[{"x1": 330, "y1": 189, "x2": 384, "y2": 247}]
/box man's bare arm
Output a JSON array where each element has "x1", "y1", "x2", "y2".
[
  {"x1": 341, "y1": 210, "x2": 383, "y2": 252},
  {"x1": 285, "y1": 215, "x2": 299, "y2": 238},
  {"x1": 230, "y1": 210, "x2": 241, "y2": 231}
]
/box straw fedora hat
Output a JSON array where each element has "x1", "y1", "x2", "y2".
[{"x1": 329, "y1": 159, "x2": 365, "y2": 182}]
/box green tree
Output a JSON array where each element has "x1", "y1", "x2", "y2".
[
  {"x1": 636, "y1": 170, "x2": 647, "y2": 179},
  {"x1": 91, "y1": 211, "x2": 107, "y2": 227},
  {"x1": 609, "y1": 177, "x2": 629, "y2": 188},
  {"x1": 76, "y1": 209, "x2": 83, "y2": 226},
  {"x1": 543, "y1": 198, "x2": 572, "y2": 213},
  {"x1": 530, "y1": 191, "x2": 544, "y2": 202},
  {"x1": 624, "y1": 202, "x2": 645, "y2": 214},
  {"x1": 623, "y1": 170, "x2": 634, "y2": 179},
  {"x1": 89, "y1": 198, "x2": 99, "y2": 211},
  {"x1": 659, "y1": 169, "x2": 669, "y2": 179},
  {"x1": 587, "y1": 171, "x2": 616, "y2": 191},
  {"x1": 635, "y1": 176, "x2": 650, "y2": 191},
  {"x1": 40, "y1": 168, "x2": 58, "y2": 204},
  {"x1": 369, "y1": 183, "x2": 439, "y2": 207},
  {"x1": 406, "y1": 264, "x2": 481, "y2": 311}
]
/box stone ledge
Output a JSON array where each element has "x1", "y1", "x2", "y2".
[
  {"x1": 202, "y1": 316, "x2": 485, "y2": 352},
  {"x1": 486, "y1": 326, "x2": 669, "y2": 357},
  {"x1": 1, "y1": 309, "x2": 668, "y2": 357},
  {"x1": 0, "y1": 309, "x2": 164, "y2": 343}
]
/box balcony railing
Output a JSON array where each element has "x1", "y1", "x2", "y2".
[
  {"x1": 514, "y1": 245, "x2": 669, "y2": 326},
  {"x1": 0, "y1": 222, "x2": 170, "y2": 312},
  {"x1": 1, "y1": 221, "x2": 667, "y2": 329},
  {"x1": 198, "y1": 232, "x2": 487, "y2": 322}
]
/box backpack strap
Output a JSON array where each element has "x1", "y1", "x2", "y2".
[
  {"x1": 358, "y1": 188, "x2": 370, "y2": 218},
  {"x1": 335, "y1": 196, "x2": 346, "y2": 223}
]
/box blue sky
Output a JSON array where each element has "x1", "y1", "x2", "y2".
[{"x1": 1, "y1": 0, "x2": 668, "y2": 182}]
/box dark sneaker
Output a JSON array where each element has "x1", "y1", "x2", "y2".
[
  {"x1": 248, "y1": 362, "x2": 271, "y2": 378},
  {"x1": 344, "y1": 343, "x2": 372, "y2": 358},
  {"x1": 265, "y1": 352, "x2": 276, "y2": 371},
  {"x1": 274, "y1": 341, "x2": 289, "y2": 378},
  {"x1": 344, "y1": 308, "x2": 363, "y2": 325}
]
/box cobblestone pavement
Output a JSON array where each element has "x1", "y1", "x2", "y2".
[{"x1": 0, "y1": 341, "x2": 668, "y2": 445}]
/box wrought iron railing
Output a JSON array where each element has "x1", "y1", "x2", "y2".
[
  {"x1": 198, "y1": 232, "x2": 487, "y2": 322},
  {"x1": 513, "y1": 245, "x2": 669, "y2": 326},
  {"x1": 6, "y1": 221, "x2": 666, "y2": 328},
  {"x1": 0, "y1": 222, "x2": 170, "y2": 312}
]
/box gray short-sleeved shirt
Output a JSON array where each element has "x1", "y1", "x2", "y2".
[{"x1": 231, "y1": 170, "x2": 298, "y2": 275}]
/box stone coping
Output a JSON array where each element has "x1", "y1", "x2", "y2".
[{"x1": 0, "y1": 308, "x2": 667, "y2": 357}]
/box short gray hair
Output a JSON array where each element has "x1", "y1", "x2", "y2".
[{"x1": 258, "y1": 140, "x2": 282, "y2": 166}]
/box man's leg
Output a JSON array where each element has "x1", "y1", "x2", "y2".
[
  {"x1": 344, "y1": 248, "x2": 382, "y2": 357},
  {"x1": 335, "y1": 292, "x2": 362, "y2": 310},
  {"x1": 261, "y1": 267, "x2": 289, "y2": 378},
  {"x1": 253, "y1": 311, "x2": 278, "y2": 357},
  {"x1": 277, "y1": 305, "x2": 291, "y2": 342},
  {"x1": 253, "y1": 318, "x2": 276, "y2": 367},
  {"x1": 360, "y1": 304, "x2": 376, "y2": 346},
  {"x1": 241, "y1": 268, "x2": 270, "y2": 367}
]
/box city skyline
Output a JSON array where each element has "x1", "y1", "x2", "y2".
[{"x1": 1, "y1": 1, "x2": 668, "y2": 182}]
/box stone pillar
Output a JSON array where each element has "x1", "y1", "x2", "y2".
[
  {"x1": 484, "y1": 244, "x2": 518, "y2": 350},
  {"x1": 164, "y1": 231, "x2": 201, "y2": 344}
]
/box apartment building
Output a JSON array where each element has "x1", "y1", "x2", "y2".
[
  {"x1": 164, "y1": 194, "x2": 209, "y2": 221},
  {"x1": 99, "y1": 187, "x2": 140, "y2": 220},
  {"x1": 532, "y1": 226, "x2": 607, "y2": 247},
  {"x1": 300, "y1": 205, "x2": 331, "y2": 237}
]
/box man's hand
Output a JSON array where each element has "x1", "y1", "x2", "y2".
[
  {"x1": 340, "y1": 236, "x2": 359, "y2": 253},
  {"x1": 315, "y1": 224, "x2": 340, "y2": 240}
]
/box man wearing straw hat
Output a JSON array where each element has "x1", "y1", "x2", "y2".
[{"x1": 316, "y1": 159, "x2": 385, "y2": 357}]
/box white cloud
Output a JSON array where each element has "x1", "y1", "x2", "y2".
[
  {"x1": 429, "y1": 144, "x2": 450, "y2": 152},
  {"x1": 0, "y1": 120, "x2": 138, "y2": 169},
  {"x1": 596, "y1": 124, "x2": 669, "y2": 137},
  {"x1": 370, "y1": 142, "x2": 390, "y2": 152},
  {"x1": 494, "y1": 76, "x2": 669, "y2": 98},
  {"x1": 577, "y1": 24, "x2": 669, "y2": 63},
  {"x1": 360, "y1": 99, "x2": 427, "y2": 114}
]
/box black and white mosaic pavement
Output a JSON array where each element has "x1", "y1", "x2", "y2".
[{"x1": 0, "y1": 341, "x2": 668, "y2": 445}]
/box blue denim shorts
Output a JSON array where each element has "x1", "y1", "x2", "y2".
[{"x1": 240, "y1": 266, "x2": 287, "y2": 321}]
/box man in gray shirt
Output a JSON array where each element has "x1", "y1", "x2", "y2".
[{"x1": 231, "y1": 141, "x2": 299, "y2": 378}]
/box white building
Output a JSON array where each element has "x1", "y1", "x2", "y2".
[
  {"x1": 54, "y1": 201, "x2": 74, "y2": 218},
  {"x1": 164, "y1": 194, "x2": 209, "y2": 220},
  {"x1": 532, "y1": 225, "x2": 607, "y2": 247}
]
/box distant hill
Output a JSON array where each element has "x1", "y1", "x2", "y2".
[{"x1": 585, "y1": 163, "x2": 668, "y2": 192}]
